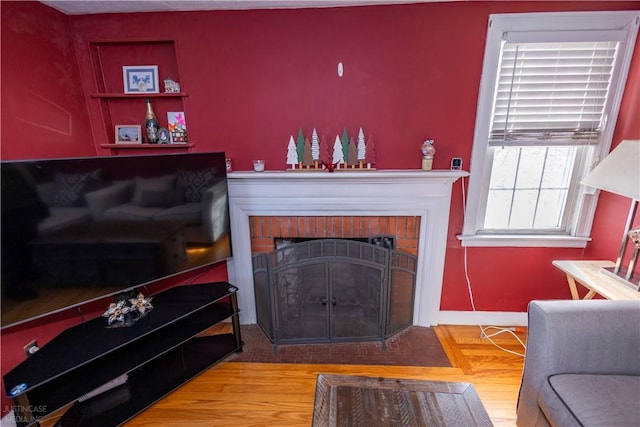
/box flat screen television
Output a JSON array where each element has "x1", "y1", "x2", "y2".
[{"x1": 1, "y1": 152, "x2": 232, "y2": 329}]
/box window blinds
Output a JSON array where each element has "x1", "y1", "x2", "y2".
[{"x1": 489, "y1": 37, "x2": 620, "y2": 146}]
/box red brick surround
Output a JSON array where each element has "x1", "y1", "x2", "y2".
[{"x1": 249, "y1": 216, "x2": 420, "y2": 255}]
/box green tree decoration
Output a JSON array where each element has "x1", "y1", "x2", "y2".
[
  {"x1": 341, "y1": 128, "x2": 349, "y2": 166},
  {"x1": 296, "y1": 128, "x2": 305, "y2": 167}
]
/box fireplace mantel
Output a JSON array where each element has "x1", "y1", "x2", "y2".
[{"x1": 226, "y1": 169, "x2": 467, "y2": 326}]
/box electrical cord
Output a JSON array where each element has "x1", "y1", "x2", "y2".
[{"x1": 460, "y1": 176, "x2": 526, "y2": 357}]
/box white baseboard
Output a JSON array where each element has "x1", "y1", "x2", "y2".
[
  {"x1": 240, "y1": 311, "x2": 529, "y2": 327},
  {"x1": 437, "y1": 310, "x2": 528, "y2": 327}
]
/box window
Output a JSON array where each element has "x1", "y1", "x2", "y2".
[{"x1": 460, "y1": 11, "x2": 640, "y2": 247}]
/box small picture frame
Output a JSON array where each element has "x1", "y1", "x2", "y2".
[
  {"x1": 122, "y1": 65, "x2": 159, "y2": 94},
  {"x1": 115, "y1": 125, "x2": 142, "y2": 144},
  {"x1": 167, "y1": 111, "x2": 188, "y2": 143},
  {"x1": 157, "y1": 127, "x2": 171, "y2": 144}
]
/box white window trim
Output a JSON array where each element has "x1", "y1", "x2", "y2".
[{"x1": 459, "y1": 11, "x2": 640, "y2": 248}]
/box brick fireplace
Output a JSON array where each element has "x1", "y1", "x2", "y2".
[
  {"x1": 249, "y1": 215, "x2": 420, "y2": 254},
  {"x1": 226, "y1": 170, "x2": 467, "y2": 327},
  {"x1": 249, "y1": 215, "x2": 420, "y2": 343}
]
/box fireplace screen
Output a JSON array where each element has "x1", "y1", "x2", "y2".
[{"x1": 252, "y1": 238, "x2": 417, "y2": 345}]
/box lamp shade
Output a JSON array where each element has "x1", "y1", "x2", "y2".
[{"x1": 581, "y1": 139, "x2": 640, "y2": 200}]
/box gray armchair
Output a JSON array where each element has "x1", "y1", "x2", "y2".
[{"x1": 516, "y1": 299, "x2": 640, "y2": 426}]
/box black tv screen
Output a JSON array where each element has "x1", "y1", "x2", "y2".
[{"x1": 1, "y1": 152, "x2": 232, "y2": 328}]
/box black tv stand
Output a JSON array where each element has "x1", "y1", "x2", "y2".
[{"x1": 3, "y1": 282, "x2": 242, "y2": 427}]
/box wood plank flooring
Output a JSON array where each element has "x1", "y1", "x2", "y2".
[{"x1": 124, "y1": 325, "x2": 527, "y2": 427}]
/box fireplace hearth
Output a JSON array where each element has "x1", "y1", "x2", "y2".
[{"x1": 253, "y1": 238, "x2": 416, "y2": 345}]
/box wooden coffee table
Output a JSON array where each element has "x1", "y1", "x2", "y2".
[{"x1": 313, "y1": 374, "x2": 493, "y2": 426}]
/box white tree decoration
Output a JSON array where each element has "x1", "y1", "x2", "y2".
[
  {"x1": 357, "y1": 127, "x2": 366, "y2": 166},
  {"x1": 286, "y1": 135, "x2": 298, "y2": 169},
  {"x1": 311, "y1": 128, "x2": 320, "y2": 167},
  {"x1": 332, "y1": 135, "x2": 344, "y2": 166}
]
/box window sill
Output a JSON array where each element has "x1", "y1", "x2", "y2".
[{"x1": 456, "y1": 234, "x2": 591, "y2": 248}]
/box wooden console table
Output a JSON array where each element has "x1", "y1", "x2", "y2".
[{"x1": 552, "y1": 260, "x2": 640, "y2": 300}]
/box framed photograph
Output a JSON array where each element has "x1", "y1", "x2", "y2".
[
  {"x1": 122, "y1": 65, "x2": 159, "y2": 94},
  {"x1": 157, "y1": 127, "x2": 171, "y2": 144},
  {"x1": 167, "y1": 111, "x2": 188, "y2": 143},
  {"x1": 115, "y1": 125, "x2": 142, "y2": 144}
]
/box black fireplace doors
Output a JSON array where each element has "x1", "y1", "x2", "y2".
[{"x1": 252, "y1": 239, "x2": 416, "y2": 345}]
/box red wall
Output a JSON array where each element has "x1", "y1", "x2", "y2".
[
  {"x1": 0, "y1": 1, "x2": 93, "y2": 159},
  {"x1": 66, "y1": 1, "x2": 640, "y2": 313},
  {"x1": 1, "y1": 0, "x2": 639, "y2": 415},
  {"x1": 0, "y1": 2, "x2": 95, "y2": 413}
]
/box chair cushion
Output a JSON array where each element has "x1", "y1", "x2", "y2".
[
  {"x1": 131, "y1": 175, "x2": 177, "y2": 206},
  {"x1": 38, "y1": 207, "x2": 91, "y2": 233},
  {"x1": 154, "y1": 203, "x2": 201, "y2": 225},
  {"x1": 103, "y1": 204, "x2": 163, "y2": 221},
  {"x1": 85, "y1": 181, "x2": 134, "y2": 221},
  {"x1": 539, "y1": 374, "x2": 640, "y2": 427}
]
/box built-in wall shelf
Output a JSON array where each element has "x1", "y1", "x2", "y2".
[
  {"x1": 90, "y1": 92, "x2": 188, "y2": 99},
  {"x1": 87, "y1": 39, "x2": 190, "y2": 152},
  {"x1": 99, "y1": 143, "x2": 194, "y2": 149}
]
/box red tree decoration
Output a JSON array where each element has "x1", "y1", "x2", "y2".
[{"x1": 365, "y1": 135, "x2": 377, "y2": 168}]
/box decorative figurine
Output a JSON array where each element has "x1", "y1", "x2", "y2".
[
  {"x1": 285, "y1": 127, "x2": 376, "y2": 171},
  {"x1": 163, "y1": 77, "x2": 181, "y2": 93},
  {"x1": 421, "y1": 139, "x2": 436, "y2": 171},
  {"x1": 129, "y1": 293, "x2": 153, "y2": 317},
  {"x1": 102, "y1": 292, "x2": 153, "y2": 327},
  {"x1": 103, "y1": 300, "x2": 131, "y2": 327}
]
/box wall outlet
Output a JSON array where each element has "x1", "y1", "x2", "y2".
[{"x1": 24, "y1": 340, "x2": 38, "y2": 357}]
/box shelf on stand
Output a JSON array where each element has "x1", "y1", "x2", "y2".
[{"x1": 3, "y1": 282, "x2": 242, "y2": 427}]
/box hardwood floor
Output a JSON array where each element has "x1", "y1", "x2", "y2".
[{"x1": 124, "y1": 325, "x2": 527, "y2": 426}]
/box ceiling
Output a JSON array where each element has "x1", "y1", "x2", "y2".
[{"x1": 40, "y1": 0, "x2": 439, "y2": 15}]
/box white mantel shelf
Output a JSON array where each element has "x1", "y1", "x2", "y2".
[
  {"x1": 228, "y1": 169, "x2": 465, "y2": 179},
  {"x1": 226, "y1": 169, "x2": 468, "y2": 327}
]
